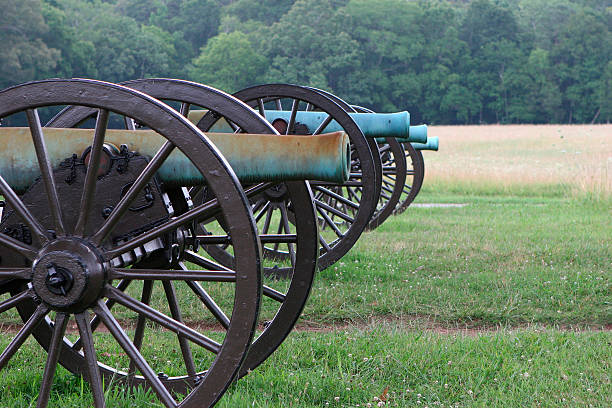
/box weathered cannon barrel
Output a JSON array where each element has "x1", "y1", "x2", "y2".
[
  {"x1": 374, "y1": 124, "x2": 427, "y2": 143},
  {"x1": 187, "y1": 110, "x2": 427, "y2": 143},
  {"x1": 0, "y1": 128, "x2": 350, "y2": 192},
  {"x1": 262, "y1": 110, "x2": 429, "y2": 143},
  {"x1": 411, "y1": 136, "x2": 438, "y2": 151}
]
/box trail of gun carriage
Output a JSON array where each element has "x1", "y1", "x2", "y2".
[{"x1": 0, "y1": 1, "x2": 610, "y2": 407}]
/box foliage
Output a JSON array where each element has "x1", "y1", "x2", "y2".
[{"x1": 1, "y1": 0, "x2": 610, "y2": 124}]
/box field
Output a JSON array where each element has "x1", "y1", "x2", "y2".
[{"x1": 0, "y1": 125, "x2": 610, "y2": 407}]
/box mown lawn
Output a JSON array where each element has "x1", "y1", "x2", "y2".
[{"x1": 0, "y1": 185, "x2": 610, "y2": 407}]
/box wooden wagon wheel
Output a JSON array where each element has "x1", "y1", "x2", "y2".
[
  {"x1": 0, "y1": 79, "x2": 261, "y2": 407},
  {"x1": 47, "y1": 78, "x2": 319, "y2": 378},
  {"x1": 350, "y1": 105, "x2": 407, "y2": 229},
  {"x1": 225, "y1": 84, "x2": 380, "y2": 270},
  {"x1": 394, "y1": 142, "x2": 425, "y2": 214}
]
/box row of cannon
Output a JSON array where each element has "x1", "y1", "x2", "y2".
[{"x1": 0, "y1": 78, "x2": 437, "y2": 407}]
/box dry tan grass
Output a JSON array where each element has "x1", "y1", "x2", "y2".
[{"x1": 424, "y1": 124, "x2": 612, "y2": 196}]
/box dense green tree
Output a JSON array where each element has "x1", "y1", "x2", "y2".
[
  {"x1": 188, "y1": 31, "x2": 267, "y2": 92},
  {"x1": 260, "y1": 0, "x2": 362, "y2": 90},
  {"x1": 223, "y1": 0, "x2": 297, "y2": 25},
  {"x1": 1, "y1": 0, "x2": 609, "y2": 124},
  {"x1": 0, "y1": 0, "x2": 61, "y2": 89}
]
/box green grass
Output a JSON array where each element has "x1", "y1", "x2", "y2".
[
  {"x1": 1, "y1": 328, "x2": 610, "y2": 407},
  {"x1": 0, "y1": 186, "x2": 610, "y2": 406},
  {"x1": 302, "y1": 190, "x2": 611, "y2": 328}
]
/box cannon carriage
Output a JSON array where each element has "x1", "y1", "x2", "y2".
[{"x1": 0, "y1": 78, "x2": 437, "y2": 407}]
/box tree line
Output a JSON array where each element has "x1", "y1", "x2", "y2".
[{"x1": 1, "y1": 0, "x2": 610, "y2": 124}]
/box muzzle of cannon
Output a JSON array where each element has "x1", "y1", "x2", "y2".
[
  {"x1": 411, "y1": 135, "x2": 439, "y2": 151},
  {"x1": 0, "y1": 128, "x2": 350, "y2": 192},
  {"x1": 188, "y1": 109, "x2": 427, "y2": 143}
]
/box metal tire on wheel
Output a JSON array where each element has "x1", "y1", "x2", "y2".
[
  {"x1": 0, "y1": 79, "x2": 261, "y2": 408},
  {"x1": 48, "y1": 77, "x2": 319, "y2": 378},
  {"x1": 349, "y1": 105, "x2": 407, "y2": 229},
  {"x1": 229, "y1": 84, "x2": 381, "y2": 270},
  {"x1": 394, "y1": 142, "x2": 425, "y2": 214}
]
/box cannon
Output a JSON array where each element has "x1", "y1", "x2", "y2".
[
  {"x1": 186, "y1": 89, "x2": 437, "y2": 230},
  {"x1": 0, "y1": 78, "x2": 354, "y2": 408}
]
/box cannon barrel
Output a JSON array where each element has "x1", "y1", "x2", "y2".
[
  {"x1": 263, "y1": 110, "x2": 429, "y2": 143},
  {"x1": 374, "y1": 124, "x2": 427, "y2": 143},
  {"x1": 187, "y1": 110, "x2": 427, "y2": 143},
  {"x1": 411, "y1": 136, "x2": 438, "y2": 151},
  {"x1": 0, "y1": 128, "x2": 350, "y2": 193}
]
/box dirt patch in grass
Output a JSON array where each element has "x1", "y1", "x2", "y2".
[
  {"x1": 2, "y1": 317, "x2": 609, "y2": 336},
  {"x1": 294, "y1": 316, "x2": 612, "y2": 335}
]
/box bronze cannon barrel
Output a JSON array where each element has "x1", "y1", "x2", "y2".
[
  {"x1": 187, "y1": 110, "x2": 428, "y2": 143},
  {"x1": 0, "y1": 128, "x2": 350, "y2": 193}
]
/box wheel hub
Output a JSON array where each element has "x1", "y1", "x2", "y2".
[
  {"x1": 32, "y1": 238, "x2": 106, "y2": 312},
  {"x1": 44, "y1": 263, "x2": 74, "y2": 295}
]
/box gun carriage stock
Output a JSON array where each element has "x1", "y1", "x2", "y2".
[{"x1": 0, "y1": 78, "x2": 437, "y2": 408}]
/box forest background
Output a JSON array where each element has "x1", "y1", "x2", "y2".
[{"x1": 1, "y1": 0, "x2": 611, "y2": 125}]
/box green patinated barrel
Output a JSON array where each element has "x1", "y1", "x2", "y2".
[
  {"x1": 187, "y1": 110, "x2": 427, "y2": 143},
  {"x1": 263, "y1": 110, "x2": 429, "y2": 143},
  {"x1": 0, "y1": 128, "x2": 350, "y2": 193},
  {"x1": 374, "y1": 124, "x2": 427, "y2": 143},
  {"x1": 411, "y1": 136, "x2": 438, "y2": 151}
]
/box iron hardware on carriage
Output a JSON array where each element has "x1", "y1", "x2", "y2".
[{"x1": 0, "y1": 78, "x2": 438, "y2": 408}]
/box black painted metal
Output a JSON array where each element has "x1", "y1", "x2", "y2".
[
  {"x1": 350, "y1": 105, "x2": 407, "y2": 229},
  {"x1": 230, "y1": 84, "x2": 380, "y2": 270},
  {"x1": 394, "y1": 142, "x2": 425, "y2": 214},
  {"x1": 0, "y1": 79, "x2": 262, "y2": 408},
  {"x1": 49, "y1": 78, "x2": 320, "y2": 379}
]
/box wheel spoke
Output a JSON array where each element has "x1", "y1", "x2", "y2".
[
  {"x1": 109, "y1": 268, "x2": 236, "y2": 282},
  {"x1": 319, "y1": 234, "x2": 331, "y2": 253},
  {"x1": 181, "y1": 263, "x2": 230, "y2": 330},
  {"x1": 128, "y1": 280, "x2": 153, "y2": 381},
  {"x1": 27, "y1": 109, "x2": 66, "y2": 237},
  {"x1": 0, "y1": 174, "x2": 48, "y2": 245},
  {"x1": 103, "y1": 285, "x2": 222, "y2": 354},
  {"x1": 0, "y1": 233, "x2": 37, "y2": 260},
  {"x1": 286, "y1": 99, "x2": 299, "y2": 135},
  {"x1": 124, "y1": 116, "x2": 136, "y2": 130},
  {"x1": 254, "y1": 201, "x2": 271, "y2": 223},
  {"x1": 179, "y1": 102, "x2": 190, "y2": 117},
  {"x1": 314, "y1": 186, "x2": 360, "y2": 209},
  {"x1": 94, "y1": 300, "x2": 177, "y2": 408},
  {"x1": 163, "y1": 281, "x2": 197, "y2": 378},
  {"x1": 0, "y1": 303, "x2": 48, "y2": 371},
  {"x1": 74, "y1": 109, "x2": 109, "y2": 236},
  {"x1": 279, "y1": 203, "x2": 296, "y2": 266},
  {"x1": 91, "y1": 141, "x2": 175, "y2": 246},
  {"x1": 314, "y1": 199, "x2": 355, "y2": 224},
  {"x1": 36, "y1": 313, "x2": 69, "y2": 408},
  {"x1": 105, "y1": 183, "x2": 272, "y2": 260},
  {"x1": 312, "y1": 114, "x2": 332, "y2": 135},
  {"x1": 0, "y1": 288, "x2": 33, "y2": 314},
  {"x1": 74, "y1": 311, "x2": 105, "y2": 408},
  {"x1": 263, "y1": 285, "x2": 286, "y2": 303},
  {"x1": 257, "y1": 98, "x2": 265, "y2": 116},
  {"x1": 72, "y1": 279, "x2": 131, "y2": 352},
  {"x1": 316, "y1": 205, "x2": 344, "y2": 239},
  {"x1": 261, "y1": 205, "x2": 273, "y2": 235},
  {"x1": 272, "y1": 207, "x2": 284, "y2": 252},
  {"x1": 250, "y1": 198, "x2": 266, "y2": 215},
  {"x1": 0, "y1": 268, "x2": 30, "y2": 280},
  {"x1": 183, "y1": 251, "x2": 232, "y2": 272}
]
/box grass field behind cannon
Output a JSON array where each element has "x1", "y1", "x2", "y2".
[{"x1": 0, "y1": 125, "x2": 610, "y2": 406}]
